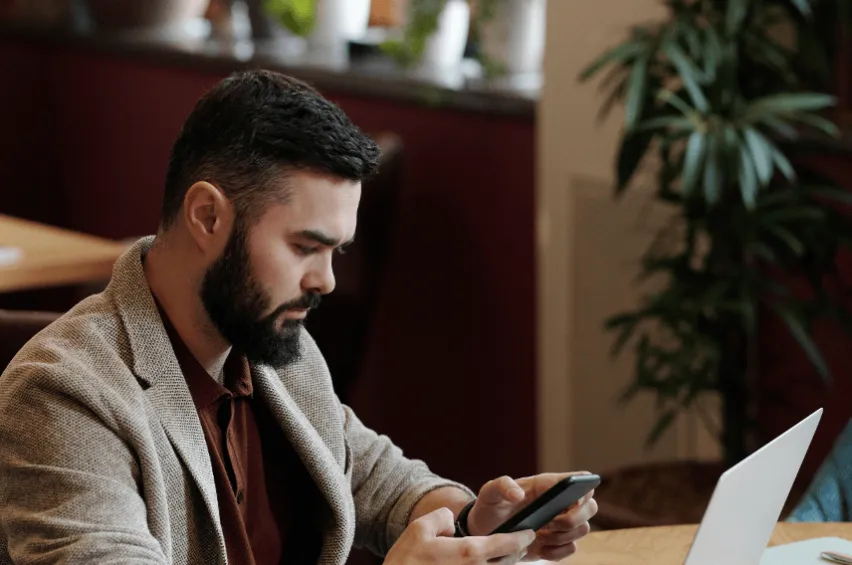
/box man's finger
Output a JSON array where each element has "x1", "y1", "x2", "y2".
[
  {"x1": 575, "y1": 489, "x2": 596, "y2": 510},
  {"x1": 476, "y1": 530, "x2": 536, "y2": 560},
  {"x1": 479, "y1": 475, "x2": 526, "y2": 505},
  {"x1": 536, "y1": 522, "x2": 591, "y2": 546},
  {"x1": 490, "y1": 549, "x2": 528, "y2": 565},
  {"x1": 543, "y1": 498, "x2": 598, "y2": 531},
  {"x1": 537, "y1": 542, "x2": 578, "y2": 561},
  {"x1": 412, "y1": 507, "x2": 456, "y2": 538}
]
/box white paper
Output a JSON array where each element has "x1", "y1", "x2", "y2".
[
  {"x1": 760, "y1": 537, "x2": 852, "y2": 565},
  {"x1": 0, "y1": 246, "x2": 22, "y2": 267}
]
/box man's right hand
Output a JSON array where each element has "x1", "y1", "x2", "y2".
[{"x1": 385, "y1": 508, "x2": 537, "y2": 565}]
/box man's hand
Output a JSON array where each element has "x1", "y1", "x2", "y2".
[
  {"x1": 465, "y1": 473, "x2": 598, "y2": 562},
  {"x1": 385, "y1": 508, "x2": 536, "y2": 565}
]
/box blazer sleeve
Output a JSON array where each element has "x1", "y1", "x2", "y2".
[
  {"x1": 0, "y1": 363, "x2": 168, "y2": 564},
  {"x1": 787, "y1": 418, "x2": 852, "y2": 523},
  {"x1": 341, "y1": 404, "x2": 475, "y2": 556}
]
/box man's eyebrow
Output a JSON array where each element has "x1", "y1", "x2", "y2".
[{"x1": 298, "y1": 229, "x2": 355, "y2": 248}]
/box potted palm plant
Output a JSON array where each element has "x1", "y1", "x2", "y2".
[{"x1": 579, "y1": 0, "x2": 852, "y2": 528}]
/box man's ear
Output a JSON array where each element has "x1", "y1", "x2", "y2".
[{"x1": 182, "y1": 181, "x2": 233, "y2": 253}]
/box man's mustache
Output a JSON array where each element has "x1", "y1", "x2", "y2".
[{"x1": 272, "y1": 292, "x2": 322, "y2": 317}]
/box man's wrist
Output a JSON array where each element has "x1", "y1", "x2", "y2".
[
  {"x1": 408, "y1": 486, "x2": 475, "y2": 527},
  {"x1": 453, "y1": 499, "x2": 477, "y2": 537}
]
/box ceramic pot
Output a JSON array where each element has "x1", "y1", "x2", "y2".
[
  {"x1": 479, "y1": 0, "x2": 545, "y2": 75},
  {"x1": 310, "y1": 0, "x2": 372, "y2": 44},
  {"x1": 418, "y1": 0, "x2": 470, "y2": 70}
]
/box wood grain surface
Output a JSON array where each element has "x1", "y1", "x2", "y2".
[
  {"x1": 0, "y1": 214, "x2": 126, "y2": 293},
  {"x1": 566, "y1": 523, "x2": 852, "y2": 565}
]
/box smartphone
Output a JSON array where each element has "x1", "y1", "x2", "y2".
[{"x1": 489, "y1": 474, "x2": 601, "y2": 535}]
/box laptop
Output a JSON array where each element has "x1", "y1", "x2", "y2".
[{"x1": 682, "y1": 408, "x2": 823, "y2": 565}]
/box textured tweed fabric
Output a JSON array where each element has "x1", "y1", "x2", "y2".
[
  {"x1": 0, "y1": 237, "x2": 473, "y2": 564},
  {"x1": 788, "y1": 418, "x2": 852, "y2": 523}
]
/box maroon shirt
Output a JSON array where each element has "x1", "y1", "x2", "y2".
[{"x1": 160, "y1": 307, "x2": 323, "y2": 565}]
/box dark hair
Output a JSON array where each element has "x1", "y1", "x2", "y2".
[{"x1": 161, "y1": 69, "x2": 381, "y2": 229}]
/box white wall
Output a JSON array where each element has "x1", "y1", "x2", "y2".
[{"x1": 537, "y1": 0, "x2": 720, "y2": 473}]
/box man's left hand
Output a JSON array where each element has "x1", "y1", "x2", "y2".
[{"x1": 465, "y1": 472, "x2": 598, "y2": 562}]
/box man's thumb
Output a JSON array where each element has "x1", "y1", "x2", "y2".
[
  {"x1": 479, "y1": 476, "x2": 526, "y2": 506},
  {"x1": 414, "y1": 507, "x2": 456, "y2": 538}
]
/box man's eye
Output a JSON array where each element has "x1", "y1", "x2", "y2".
[{"x1": 296, "y1": 244, "x2": 318, "y2": 256}]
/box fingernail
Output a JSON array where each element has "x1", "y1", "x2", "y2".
[{"x1": 520, "y1": 549, "x2": 528, "y2": 560}]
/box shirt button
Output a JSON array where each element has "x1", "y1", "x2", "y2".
[{"x1": 236, "y1": 490, "x2": 244, "y2": 504}]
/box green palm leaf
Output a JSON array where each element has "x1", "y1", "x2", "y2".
[{"x1": 579, "y1": 41, "x2": 647, "y2": 81}]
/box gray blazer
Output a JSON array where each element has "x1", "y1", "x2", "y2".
[{"x1": 0, "y1": 237, "x2": 471, "y2": 565}]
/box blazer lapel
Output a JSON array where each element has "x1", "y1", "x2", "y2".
[
  {"x1": 107, "y1": 237, "x2": 225, "y2": 554},
  {"x1": 142, "y1": 370, "x2": 223, "y2": 532},
  {"x1": 252, "y1": 363, "x2": 354, "y2": 564}
]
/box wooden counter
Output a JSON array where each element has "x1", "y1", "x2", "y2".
[
  {"x1": 0, "y1": 19, "x2": 537, "y2": 118},
  {"x1": 569, "y1": 522, "x2": 852, "y2": 565},
  {"x1": 0, "y1": 215, "x2": 126, "y2": 293}
]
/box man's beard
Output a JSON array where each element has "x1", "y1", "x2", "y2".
[{"x1": 200, "y1": 221, "x2": 321, "y2": 369}]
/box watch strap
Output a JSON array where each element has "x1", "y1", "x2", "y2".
[{"x1": 453, "y1": 499, "x2": 477, "y2": 538}]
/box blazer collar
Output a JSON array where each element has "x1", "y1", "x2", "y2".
[{"x1": 106, "y1": 235, "x2": 173, "y2": 387}]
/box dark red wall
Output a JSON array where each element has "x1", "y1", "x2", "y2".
[
  {"x1": 0, "y1": 40, "x2": 538, "y2": 494},
  {"x1": 757, "y1": 153, "x2": 852, "y2": 487}
]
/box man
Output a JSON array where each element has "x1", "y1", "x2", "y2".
[
  {"x1": 0, "y1": 70, "x2": 596, "y2": 565},
  {"x1": 787, "y1": 418, "x2": 852, "y2": 523}
]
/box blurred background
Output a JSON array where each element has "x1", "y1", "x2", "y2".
[{"x1": 1, "y1": 0, "x2": 852, "y2": 562}]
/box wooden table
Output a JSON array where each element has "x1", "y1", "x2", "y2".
[
  {"x1": 0, "y1": 215, "x2": 127, "y2": 293},
  {"x1": 568, "y1": 523, "x2": 852, "y2": 565}
]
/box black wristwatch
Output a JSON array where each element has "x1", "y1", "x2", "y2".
[{"x1": 454, "y1": 500, "x2": 476, "y2": 538}]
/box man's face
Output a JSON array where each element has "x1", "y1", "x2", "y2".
[{"x1": 201, "y1": 171, "x2": 361, "y2": 368}]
